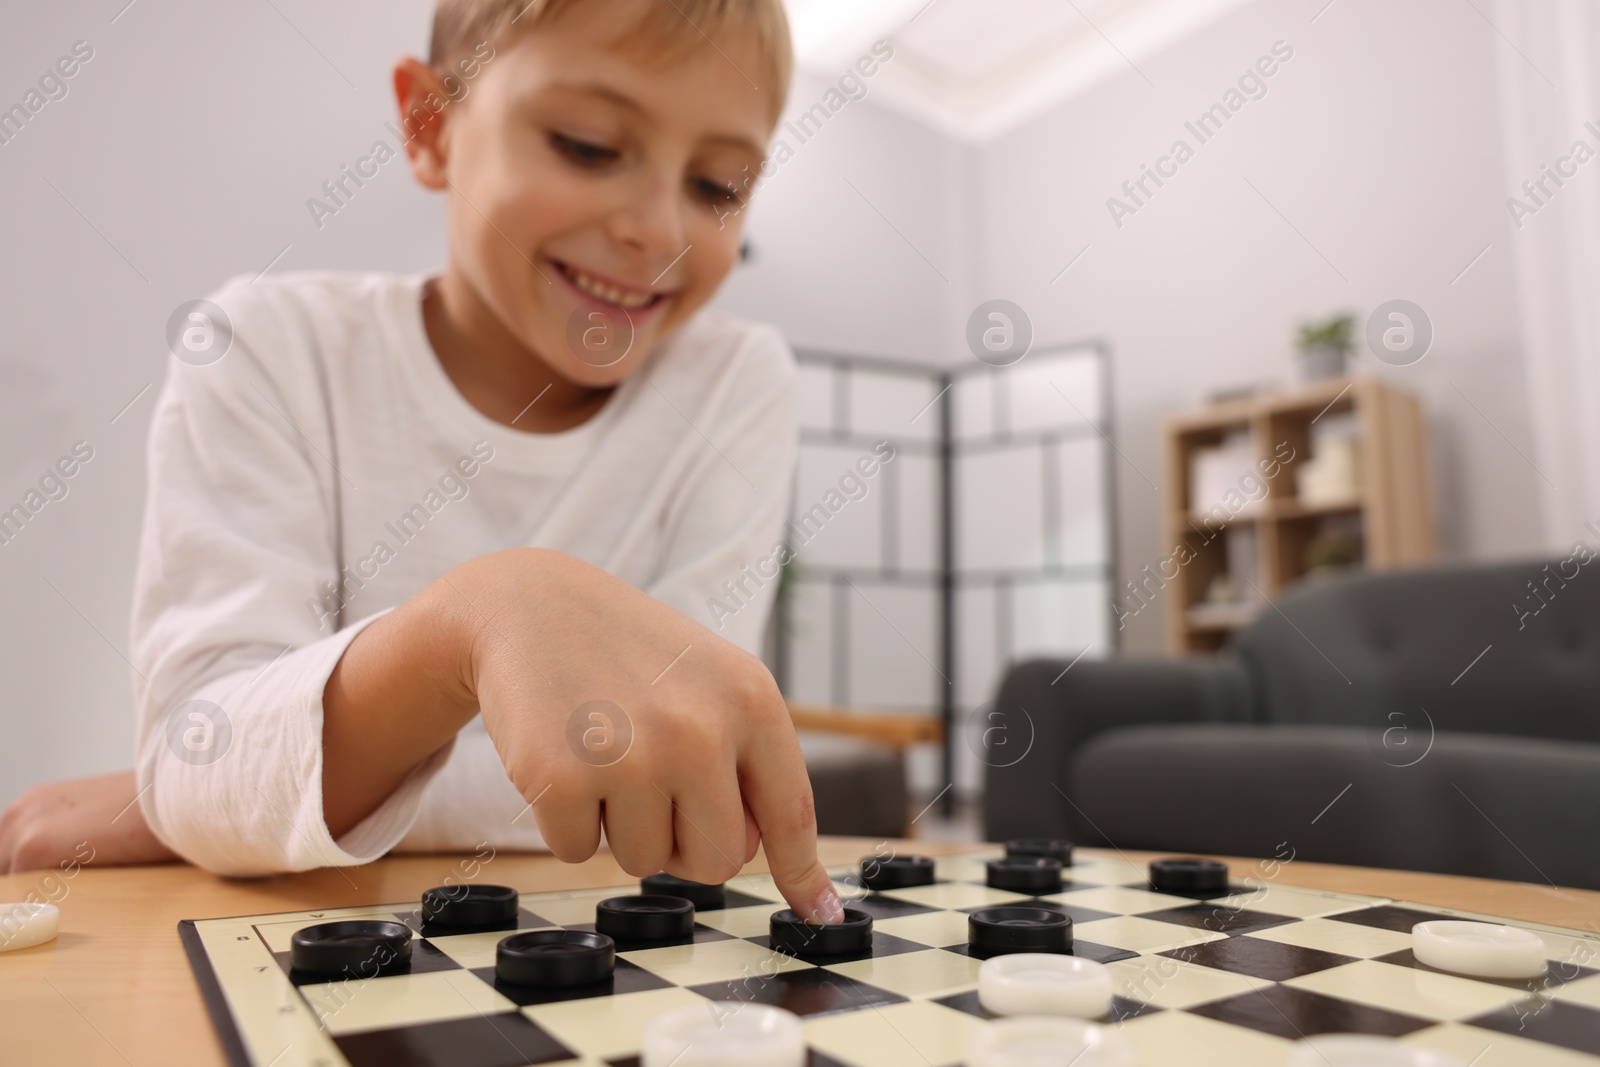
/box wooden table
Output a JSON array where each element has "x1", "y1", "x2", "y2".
[{"x1": 2, "y1": 840, "x2": 1596, "y2": 1066}]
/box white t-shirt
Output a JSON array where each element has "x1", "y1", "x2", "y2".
[{"x1": 131, "y1": 271, "x2": 796, "y2": 876}]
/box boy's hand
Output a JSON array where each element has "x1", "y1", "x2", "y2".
[
  {"x1": 0, "y1": 770, "x2": 178, "y2": 874},
  {"x1": 460, "y1": 550, "x2": 842, "y2": 924}
]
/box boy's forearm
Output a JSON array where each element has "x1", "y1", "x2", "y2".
[{"x1": 321, "y1": 571, "x2": 483, "y2": 839}]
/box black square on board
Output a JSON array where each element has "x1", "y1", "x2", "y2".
[
  {"x1": 1468, "y1": 999, "x2": 1600, "y2": 1056},
  {"x1": 1071, "y1": 940, "x2": 1143, "y2": 965},
  {"x1": 688, "y1": 969, "x2": 906, "y2": 1018},
  {"x1": 931, "y1": 989, "x2": 992, "y2": 1020},
  {"x1": 607, "y1": 1052, "x2": 849, "y2": 1067},
  {"x1": 333, "y1": 1012, "x2": 573, "y2": 1067},
  {"x1": 1187, "y1": 984, "x2": 1432, "y2": 1042},
  {"x1": 1159, "y1": 936, "x2": 1358, "y2": 981},
  {"x1": 468, "y1": 957, "x2": 672, "y2": 1007},
  {"x1": 958, "y1": 878, "x2": 1084, "y2": 897},
  {"x1": 1139, "y1": 903, "x2": 1296, "y2": 936},
  {"x1": 1143, "y1": 881, "x2": 1250, "y2": 901},
  {"x1": 1326, "y1": 904, "x2": 1456, "y2": 933},
  {"x1": 720, "y1": 889, "x2": 773, "y2": 911},
  {"x1": 1108, "y1": 995, "x2": 1163, "y2": 1023},
  {"x1": 840, "y1": 894, "x2": 938, "y2": 921}
]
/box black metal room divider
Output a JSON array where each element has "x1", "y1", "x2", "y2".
[{"x1": 774, "y1": 343, "x2": 1118, "y2": 805}]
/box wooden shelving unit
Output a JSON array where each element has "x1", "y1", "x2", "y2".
[{"x1": 1162, "y1": 377, "x2": 1435, "y2": 654}]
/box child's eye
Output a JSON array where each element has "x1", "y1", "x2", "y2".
[
  {"x1": 693, "y1": 177, "x2": 742, "y2": 207},
  {"x1": 551, "y1": 132, "x2": 619, "y2": 167}
]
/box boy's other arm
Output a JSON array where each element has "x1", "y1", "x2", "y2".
[{"x1": 0, "y1": 771, "x2": 177, "y2": 874}]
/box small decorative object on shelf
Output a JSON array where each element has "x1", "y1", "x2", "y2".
[
  {"x1": 1203, "y1": 573, "x2": 1240, "y2": 605},
  {"x1": 1189, "y1": 433, "x2": 1267, "y2": 522},
  {"x1": 1296, "y1": 312, "x2": 1356, "y2": 382},
  {"x1": 1160, "y1": 377, "x2": 1434, "y2": 654},
  {"x1": 1297, "y1": 412, "x2": 1362, "y2": 506},
  {"x1": 1305, "y1": 530, "x2": 1362, "y2": 574}
]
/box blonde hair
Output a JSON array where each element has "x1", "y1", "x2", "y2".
[{"x1": 430, "y1": 0, "x2": 793, "y2": 116}]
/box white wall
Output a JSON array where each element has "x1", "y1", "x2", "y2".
[
  {"x1": 714, "y1": 69, "x2": 974, "y2": 360},
  {"x1": 723, "y1": 1, "x2": 1548, "y2": 661},
  {"x1": 0, "y1": 0, "x2": 439, "y2": 797},
  {"x1": 959, "y1": 0, "x2": 1546, "y2": 654}
]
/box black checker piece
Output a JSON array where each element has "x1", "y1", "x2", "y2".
[
  {"x1": 960, "y1": 899, "x2": 1116, "y2": 926},
  {"x1": 747, "y1": 929, "x2": 929, "y2": 965},
  {"x1": 471, "y1": 957, "x2": 672, "y2": 1008},
  {"x1": 690, "y1": 969, "x2": 907, "y2": 1018},
  {"x1": 393, "y1": 906, "x2": 552, "y2": 937},
  {"x1": 566, "y1": 921, "x2": 734, "y2": 953},
  {"x1": 639, "y1": 873, "x2": 725, "y2": 911},
  {"x1": 421, "y1": 884, "x2": 519, "y2": 929},
  {"x1": 274, "y1": 938, "x2": 461, "y2": 986},
  {"x1": 1149, "y1": 858, "x2": 1229, "y2": 899},
  {"x1": 858, "y1": 854, "x2": 936, "y2": 891}
]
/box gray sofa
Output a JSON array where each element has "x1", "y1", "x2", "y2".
[{"x1": 983, "y1": 560, "x2": 1600, "y2": 889}]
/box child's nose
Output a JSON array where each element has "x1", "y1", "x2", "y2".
[{"x1": 607, "y1": 171, "x2": 687, "y2": 259}]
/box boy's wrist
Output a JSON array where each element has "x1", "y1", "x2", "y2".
[
  {"x1": 420, "y1": 567, "x2": 492, "y2": 723},
  {"x1": 432, "y1": 547, "x2": 555, "y2": 718}
]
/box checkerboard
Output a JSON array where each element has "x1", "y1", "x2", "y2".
[{"x1": 179, "y1": 848, "x2": 1600, "y2": 1066}]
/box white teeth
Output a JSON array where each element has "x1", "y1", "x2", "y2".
[{"x1": 565, "y1": 265, "x2": 655, "y2": 310}]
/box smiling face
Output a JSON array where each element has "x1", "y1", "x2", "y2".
[{"x1": 409, "y1": 0, "x2": 780, "y2": 390}]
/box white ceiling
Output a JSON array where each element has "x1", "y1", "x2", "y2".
[{"x1": 784, "y1": 0, "x2": 1253, "y2": 141}]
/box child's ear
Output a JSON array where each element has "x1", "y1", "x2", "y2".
[{"x1": 393, "y1": 57, "x2": 454, "y2": 191}]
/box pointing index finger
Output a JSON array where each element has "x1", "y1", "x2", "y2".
[{"x1": 739, "y1": 731, "x2": 842, "y2": 925}]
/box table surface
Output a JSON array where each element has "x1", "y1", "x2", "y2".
[{"x1": 2, "y1": 839, "x2": 1597, "y2": 1067}]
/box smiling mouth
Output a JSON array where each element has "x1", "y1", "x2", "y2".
[{"x1": 551, "y1": 259, "x2": 667, "y2": 312}]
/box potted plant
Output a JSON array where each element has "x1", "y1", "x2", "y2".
[{"x1": 1296, "y1": 313, "x2": 1355, "y2": 381}]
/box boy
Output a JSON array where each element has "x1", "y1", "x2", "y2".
[{"x1": 0, "y1": 0, "x2": 843, "y2": 926}]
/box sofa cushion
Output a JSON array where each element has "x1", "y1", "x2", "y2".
[
  {"x1": 981, "y1": 657, "x2": 1256, "y2": 844},
  {"x1": 1061, "y1": 722, "x2": 1600, "y2": 889},
  {"x1": 1235, "y1": 560, "x2": 1600, "y2": 743}
]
